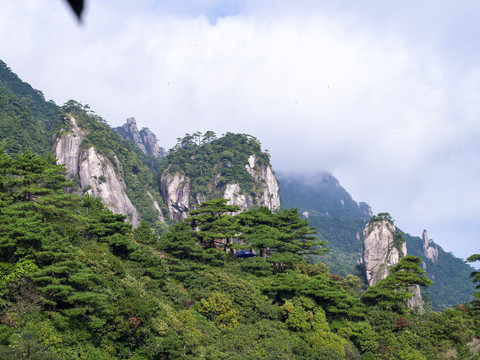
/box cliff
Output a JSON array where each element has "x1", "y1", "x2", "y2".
[
  {"x1": 54, "y1": 116, "x2": 140, "y2": 226},
  {"x1": 118, "y1": 117, "x2": 165, "y2": 158},
  {"x1": 362, "y1": 218, "x2": 424, "y2": 311},
  {"x1": 160, "y1": 133, "x2": 280, "y2": 220},
  {"x1": 362, "y1": 220, "x2": 404, "y2": 286},
  {"x1": 422, "y1": 229, "x2": 439, "y2": 264},
  {"x1": 160, "y1": 156, "x2": 280, "y2": 221}
]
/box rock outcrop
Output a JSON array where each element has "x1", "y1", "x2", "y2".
[
  {"x1": 362, "y1": 220, "x2": 404, "y2": 286},
  {"x1": 362, "y1": 219, "x2": 424, "y2": 311},
  {"x1": 223, "y1": 183, "x2": 251, "y2": 213},
  {"x1": 244, "y1": 155, "x2": 281, "y2": 210},
  {"x1": 160, "y1": 154, "x2": 281, "y2": 220},
  {"x1": 121, "y1": 117, "x2": 165, "y2": 158},
  {"x1": 160, "y1": 172, "x2": 191, "y2": 222},
  {"x1": 140, "y1": 127, "x2": 166, "y2": 158},
  {"x1": 422, "y1": 230, "x2": 439, "y2": 263},
  {"x1": 54, "y1": 116, "x2": 140, "y2": 226}
]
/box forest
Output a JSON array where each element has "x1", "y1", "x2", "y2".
[
  {"x1": 1, "y1": 59, "x2": 480, "y2": 359},
  {"x1": 0, "y1": 150, "x2": 479, "y2": 359}
]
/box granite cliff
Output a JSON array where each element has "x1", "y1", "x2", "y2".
[
  {"x1": 160, "y1": 133, "x2": 280, "y2": 221},
  {"x1": 118, "y1": 117, "x2": 166, "y2": 158},
  {"x1": 362, "y1": 217, "x2": 424, "y2": 311},
  {"x1": 422, "y1": 229, "x2": 439, "y2": 264},
  {"x1": 160, "y1": 154, "x2": 280, "y2": 221},
  {"x1": 54, "y1": 116, "x2": 140, "y2": 226}
]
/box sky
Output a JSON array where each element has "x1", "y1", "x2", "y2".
[{"x1": 0, "y1": 0, "x2": 479, "y2": 263}]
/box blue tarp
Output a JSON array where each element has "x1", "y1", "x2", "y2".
[{"x1": 235, "y1": 250, "x2": 256, "y2": 258}]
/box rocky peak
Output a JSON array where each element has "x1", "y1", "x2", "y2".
[
  {"x1": 422, "y1": 230, "x2": 439, "y2": 263},
  {"x1": 121, "y1": 117, "x2": 165, "y2": 158},
  {"x1": 123, "y1": 117, "x2": 146, "y2": 153},
  {"x1": 160, "y1": 154, "x2": 281, "y2": 221},
  {"x1": 140, "y1": 127, "x2": 166, "y2": 158},
  {"x1": 362, "y1": 220, "x2": 403, "y2": 286},
  {"x1": 362, "y1": 218, "x2": 424, "y2": 312},
  {"x1": 54, "y1": 116, "x2": 140, "y2": 226}
]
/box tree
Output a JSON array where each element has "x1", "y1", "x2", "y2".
[
  {"x1": 467, "y1": 253, "x2": 480, "y2": 310},
  {"x1": 202, "y1": 130, "x2": 216, "y2": 144},
  {"x1": 198, "y1": 292, "x2": 240, "y2": 328},
  {"x1": 134, "y1": 221, "x2": 158, "y2": 246},
  {"x1": 186, "y1": 198, "x2": 241, "y2": 250},
  {"x1": 361, "y1": 256, "x2": 433, "y2": 312},
  {"x1": 238, "y1": 207, "x2": 326, "y2": 269},
  {"x1": 370, "y1": 212, "x2": 394, "y2": 224}
]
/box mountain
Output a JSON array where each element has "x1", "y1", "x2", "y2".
[
  {"x1": 278, "y1": 171, "x2": 476, "y2": 310},
  {"x1": 0, "y1": 60, "x2": 60, "y2": 155},
  {"x1": 278, "y1": 171, "x2": 371, "y2": 277},
  {"x1": 115, "y1": 117, "x2": 166, "y2": 158},
  {"x1": 1, "y1": 59, "x2": 479, "y2": 359},
  {"x1": 0, "y1": 59, "x2": 475, "y2": 310},
  {"x1": 160, "y1": 132, "x2": 280, "y2": 221}
]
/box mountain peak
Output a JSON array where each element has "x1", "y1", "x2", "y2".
[{"x1": 118, "y1": 117, "x2": 166, "y2": 158}]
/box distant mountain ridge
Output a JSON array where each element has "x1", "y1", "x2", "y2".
[{"x1": 278, "y1": 171, "x2": 475, "y2": 310}]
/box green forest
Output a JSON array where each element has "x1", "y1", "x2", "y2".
[
  {"x1": 0, "y1": 150, "x2": 479, "y2": 359},
  {"x1": 1, "y1": 59, "x2": 480, "y2": 359}
]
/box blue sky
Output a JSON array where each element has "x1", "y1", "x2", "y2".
[{"x1": 0, "y1": 0, "x2": 479, "y2": 264}]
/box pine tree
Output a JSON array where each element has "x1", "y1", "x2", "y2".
[{"x1": 361, "y1": 256, "x2": 433, "y2": 312}]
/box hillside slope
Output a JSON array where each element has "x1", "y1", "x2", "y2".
[{"x1": 278, "y1": 171, "x2": 475, "y2": 309}]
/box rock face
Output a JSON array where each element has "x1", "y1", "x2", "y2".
[
  {"x1": 223, "y1": 183, "x2": 251, "y2": 213},
  {"x1": 54, "y1": 116, "x2": 140, "y2": 226},
  {"x1": 160, "y1": 154, "x2": 281, "y2": 220},
  {"x1": 362, "y1": 220, "x2": 404, "y2": 286},
  {"x1": 160, "y1": 172, "x2": 191, "y2": 222},
  {"x1": 422, "y1": 230, "x2": 439, "y2": 263},
  {"x1": 121, "y1": 117, "x2": 165, "y2": 158},
  {"x1": 362, "y1": 219, "x2": 424, "y2": 312},
  {"x1": 244, "y1": 155, "x2": 281, "y2": 210},
  {"x1": 140, "y1": 127, "x2": 166, "y2": 158}
]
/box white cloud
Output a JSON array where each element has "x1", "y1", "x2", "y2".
[{"x1": 0, "y1": 0, "x2": 479, "y2": 260}]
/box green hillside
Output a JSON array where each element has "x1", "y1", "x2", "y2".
[
  {"x1": 278, "y1": 171, "x2": 476, "y2": 310},
  {"x1": 1, "y1": 60, "x2": 479, "y2": 358},
  {"x1": 405, "y1": 233, "x2": 475, "y2": 310},
  {"x1": 278, "y1": 172, "x2": 369, "y2": 277},
  {"x1": 1, "y1": 151, "x2": 479, "y2": 359},
  {"x1": 0, "y1": 60, "x2": 60, "y2": 155}
]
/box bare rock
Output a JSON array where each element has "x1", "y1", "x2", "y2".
[{"x1": 363, "y1": 220, "x2": 401, "y2": 286}]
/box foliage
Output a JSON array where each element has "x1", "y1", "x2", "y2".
[
  {"x1": 369, "y1": 212, "x2": 394, "y2": 224},
  {"x1": 361, "y1": 256, "x2": 433, "y2": 313},
  {"x1": 2, "y1": 61, "x2": 479, "y2": 358},
  {"x1": 0, "y1": 61, "x2": 60, "y2": 156},
  {"x1": 467, "y1": 253, "x2": 480, "y2": 311},
  {"x1": 278, "y1": 171, "x2": 476, "y2": 310},
  {"x1": 0, "y1": 151, "x2": 479, "y2": 359},
  {"x1": 164, "y1": 131, "x2": 272, "y2": 205}
]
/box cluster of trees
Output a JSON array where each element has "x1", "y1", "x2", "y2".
[
  {"x1": 164, "y1": 132, "x2": 271, "y2": 201},
  {"x1": 0, "y1": 61, "x2": 59, "y2": 156},
  {"x1": 1, "y1": 150, "x2": 479, "y2": 359}
]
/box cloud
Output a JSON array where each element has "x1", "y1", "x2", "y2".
[{"x1": 0, "y1": 0, "x2": 479, "y2": 260}]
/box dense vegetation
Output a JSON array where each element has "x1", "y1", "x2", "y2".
[
  {"x1": 164, "y1": 131, "x2": 271, "y2": 203},
  {"x1": 0, "y1": 61, "x2": 60, "y2": 155},
  {"x1": 1, "y1": 151, "x2": 479, "y2": 359},
  {"x1": 1, "y1": 60, "x2": 479, "y2": 358}
]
